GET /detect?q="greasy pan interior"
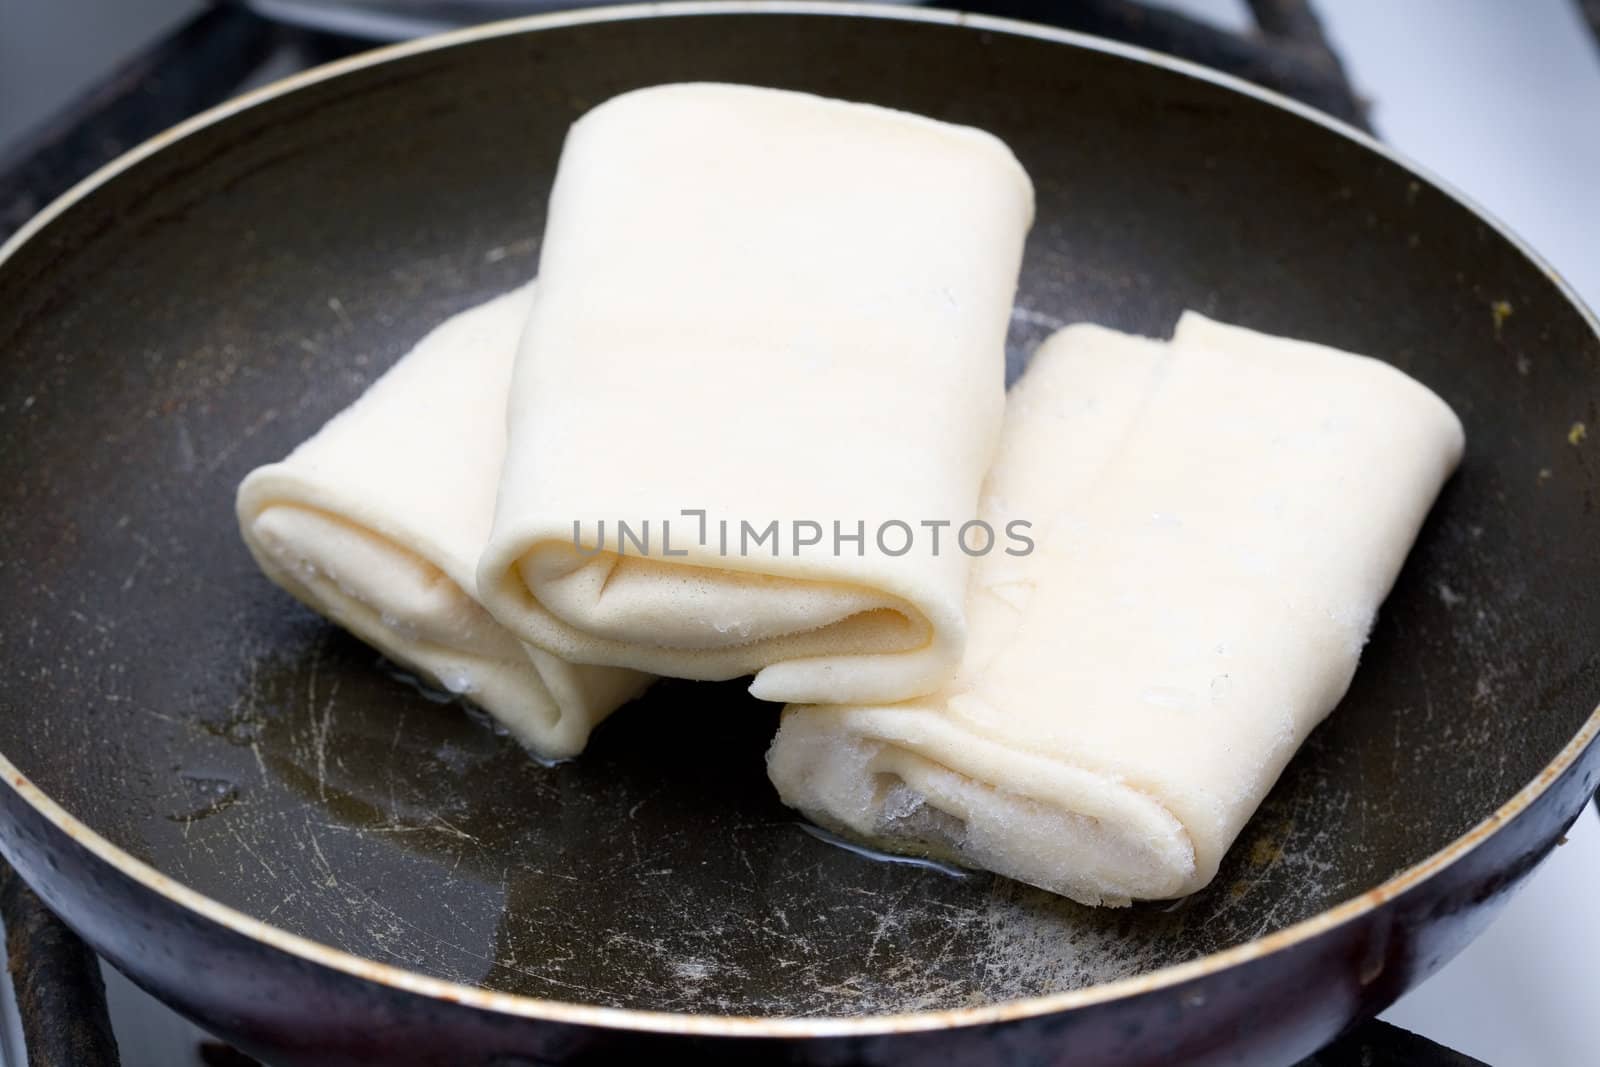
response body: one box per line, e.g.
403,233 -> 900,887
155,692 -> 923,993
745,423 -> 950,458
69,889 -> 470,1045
0,4 -> 1598,1019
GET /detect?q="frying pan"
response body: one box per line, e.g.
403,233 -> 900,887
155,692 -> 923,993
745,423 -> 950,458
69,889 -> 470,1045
1,4 -> 1597,1065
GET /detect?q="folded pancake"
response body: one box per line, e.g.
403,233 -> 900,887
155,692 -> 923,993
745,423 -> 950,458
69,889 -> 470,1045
237,286 -> 650,759
476,83 -> 1035,706
767,314 -> 1465,905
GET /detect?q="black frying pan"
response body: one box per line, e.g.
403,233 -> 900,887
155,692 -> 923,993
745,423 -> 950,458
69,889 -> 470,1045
1,6 -> 1597,1066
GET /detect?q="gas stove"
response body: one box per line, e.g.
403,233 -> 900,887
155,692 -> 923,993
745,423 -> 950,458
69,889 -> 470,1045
2,3 -> 1597,1065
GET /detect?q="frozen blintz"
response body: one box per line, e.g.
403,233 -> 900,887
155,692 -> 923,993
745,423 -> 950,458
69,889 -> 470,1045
767,315 -> 1465,905
237,286 -> 650,759
476,83 -> 1034,706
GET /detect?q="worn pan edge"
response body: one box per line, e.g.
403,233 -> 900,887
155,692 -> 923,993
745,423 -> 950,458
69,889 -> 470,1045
1,0 -> 1597,1039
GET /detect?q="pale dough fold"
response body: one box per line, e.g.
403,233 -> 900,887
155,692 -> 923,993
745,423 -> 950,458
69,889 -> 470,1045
476,83 -> 1035,706
237,286 -> 651,758
767,314 -> 1465,905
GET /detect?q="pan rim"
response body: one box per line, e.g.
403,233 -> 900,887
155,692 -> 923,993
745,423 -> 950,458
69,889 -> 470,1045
2,0 -> 1598,1038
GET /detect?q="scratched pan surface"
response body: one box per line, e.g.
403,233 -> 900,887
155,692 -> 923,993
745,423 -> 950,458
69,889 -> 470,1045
1,3 -> 1599,1026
